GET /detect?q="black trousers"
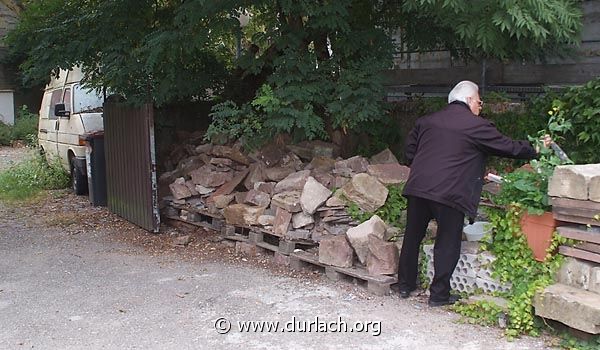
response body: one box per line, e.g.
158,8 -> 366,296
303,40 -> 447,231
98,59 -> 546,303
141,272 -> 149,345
398,196 -> 465,301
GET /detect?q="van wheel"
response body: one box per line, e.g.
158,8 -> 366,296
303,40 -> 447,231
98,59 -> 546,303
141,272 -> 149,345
70,159 -> 88,195
38,146 -> 46,161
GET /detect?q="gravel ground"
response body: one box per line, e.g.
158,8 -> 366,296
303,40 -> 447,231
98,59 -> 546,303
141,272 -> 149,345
0,146 -> 561,350
0,146 -> 33,171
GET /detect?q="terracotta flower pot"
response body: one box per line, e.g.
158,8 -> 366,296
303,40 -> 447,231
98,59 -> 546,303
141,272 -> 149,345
520,211 -> 557,262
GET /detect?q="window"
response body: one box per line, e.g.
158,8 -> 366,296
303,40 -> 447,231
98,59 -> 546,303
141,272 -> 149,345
63,88 -> 71,113
73,84 -> 103,113
49,89 -> 63,120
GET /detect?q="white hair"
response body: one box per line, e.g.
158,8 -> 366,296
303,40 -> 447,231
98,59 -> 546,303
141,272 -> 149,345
448,80 -> 479,104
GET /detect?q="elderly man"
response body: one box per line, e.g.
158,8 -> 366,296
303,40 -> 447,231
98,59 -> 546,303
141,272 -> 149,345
397,80 -> 539,306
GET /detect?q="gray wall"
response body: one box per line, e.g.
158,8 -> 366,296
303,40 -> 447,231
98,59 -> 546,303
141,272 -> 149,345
388,0 -> 600,92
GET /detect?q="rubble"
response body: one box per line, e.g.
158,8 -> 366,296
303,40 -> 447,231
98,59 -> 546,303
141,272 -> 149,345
161,139 -> 408,278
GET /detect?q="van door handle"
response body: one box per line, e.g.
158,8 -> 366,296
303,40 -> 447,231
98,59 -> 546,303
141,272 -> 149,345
55,120 -> 59,131
39,129 -> 48,133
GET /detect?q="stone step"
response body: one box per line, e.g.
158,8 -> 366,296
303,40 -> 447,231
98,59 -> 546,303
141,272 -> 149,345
533,283 -> 600,334
556,257 -> 600,294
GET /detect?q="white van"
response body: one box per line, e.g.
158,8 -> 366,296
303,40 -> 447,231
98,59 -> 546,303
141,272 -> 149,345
38,67 -> 104,194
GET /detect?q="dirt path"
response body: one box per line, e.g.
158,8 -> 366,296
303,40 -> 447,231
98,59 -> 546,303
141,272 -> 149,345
0,147 -> 560,350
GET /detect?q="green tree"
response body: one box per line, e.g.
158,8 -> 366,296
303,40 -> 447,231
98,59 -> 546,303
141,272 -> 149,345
4,0 -> 583,141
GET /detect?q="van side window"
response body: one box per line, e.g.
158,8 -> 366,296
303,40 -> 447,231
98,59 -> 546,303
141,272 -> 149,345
49,89 -> 62,120
63,88 -> 71,112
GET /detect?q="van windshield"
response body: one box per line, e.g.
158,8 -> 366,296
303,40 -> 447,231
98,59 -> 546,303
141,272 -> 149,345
73,84 -> 104,113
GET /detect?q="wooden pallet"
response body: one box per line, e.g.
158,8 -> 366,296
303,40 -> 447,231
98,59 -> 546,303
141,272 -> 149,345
289,250 -> 397,296
223,224 -> 316,255
559,246 -> 600,264
167,204 -> 225,231
551,197 -> 600,226
557,226 -> 600,244
165,215 -> 225,232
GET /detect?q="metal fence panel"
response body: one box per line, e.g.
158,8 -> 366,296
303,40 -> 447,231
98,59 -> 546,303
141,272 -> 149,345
103,102 -> 159,232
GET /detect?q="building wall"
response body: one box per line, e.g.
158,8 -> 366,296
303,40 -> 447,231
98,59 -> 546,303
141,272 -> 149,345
0,90 -> 14,125
388,0 -> 600,92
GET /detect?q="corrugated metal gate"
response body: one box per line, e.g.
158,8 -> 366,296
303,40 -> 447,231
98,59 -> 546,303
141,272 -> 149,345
103,102 -> 160,232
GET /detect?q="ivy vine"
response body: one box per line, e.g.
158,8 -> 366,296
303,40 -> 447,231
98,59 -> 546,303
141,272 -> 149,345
454,204 -> 567,338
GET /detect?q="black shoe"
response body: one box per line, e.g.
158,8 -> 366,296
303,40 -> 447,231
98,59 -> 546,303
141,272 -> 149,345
428,295 -> 461,307
390,283 -> 415,298
399,289 -> 413,298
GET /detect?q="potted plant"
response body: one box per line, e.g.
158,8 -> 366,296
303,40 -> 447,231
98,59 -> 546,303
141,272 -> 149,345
491,102 -> 575,261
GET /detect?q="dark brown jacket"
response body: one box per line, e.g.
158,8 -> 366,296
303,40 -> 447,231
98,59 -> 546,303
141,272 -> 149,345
403,101 -> 537,219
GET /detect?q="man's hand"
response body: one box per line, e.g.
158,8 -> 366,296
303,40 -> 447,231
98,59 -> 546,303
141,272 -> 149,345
542,134 -> 552,148
536,134 -> 553,153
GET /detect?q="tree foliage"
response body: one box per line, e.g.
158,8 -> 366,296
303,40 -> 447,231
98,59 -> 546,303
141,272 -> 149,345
4,0 -> 583,140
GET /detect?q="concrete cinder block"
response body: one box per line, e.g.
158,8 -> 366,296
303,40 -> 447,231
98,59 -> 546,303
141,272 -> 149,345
476,267 -> 494,280
450,274 -> 477,293
476,278 -> 511,294
478,251 -> 496,266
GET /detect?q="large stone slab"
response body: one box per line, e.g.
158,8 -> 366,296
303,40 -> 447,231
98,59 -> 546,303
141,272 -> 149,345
300,176 -> 332,215
194,184 -> 213,195
319,235 -> 354,268
549,164 -> 600,201
287,140 -> 338,160
326,194 -> 346,207
273,207 -> 293,236
369,148 -> 399,165
367,236 -> 399,275
271,191 -> 302,212
341,173 -> 388,212
292,212 -> 315,229
190,165 -> 233,187
176,155 -> 206,175
210,157 -> 233,167
346,215 -> 387,265
590,174 -> 600,203
243,163 -> 266,190
194,143 -> 213,155
207,168 -> 250,202
254,181 -> 276,195
169,177 -> 193,200
307,156 -> 336,172
255,143 -> 285,167
244,189 -> 271,207
367,164 -> 410,185
210,145 -> 250,165
335,156 -> 369,174
534,283 -> 600,334
285,229 -> 311,240
184,180 -> 200,196
258,215 -> 275,226
223,204 -> 265,226
274,170 -> 311,194
213,194 -> 234,209
311,172 -> 335,190
264,166 -> 296,182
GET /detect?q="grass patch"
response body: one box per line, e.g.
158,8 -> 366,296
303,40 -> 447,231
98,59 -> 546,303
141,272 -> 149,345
0,106 -> 39,147
0,154 -> 70,201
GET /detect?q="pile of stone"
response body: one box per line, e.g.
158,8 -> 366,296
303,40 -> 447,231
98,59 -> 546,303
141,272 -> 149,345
159,140 -> 410,275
